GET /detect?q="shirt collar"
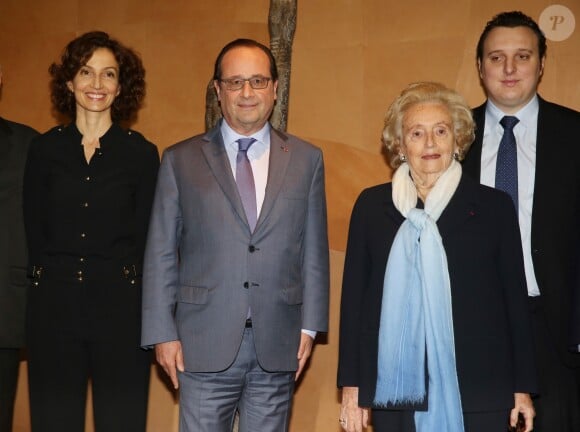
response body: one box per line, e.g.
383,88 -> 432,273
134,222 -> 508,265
68,122 -> 122,150
220,120 -> 270,153
485,95 -> 539,132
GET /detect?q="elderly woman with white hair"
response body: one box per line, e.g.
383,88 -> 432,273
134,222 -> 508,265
337,82 -> 537,432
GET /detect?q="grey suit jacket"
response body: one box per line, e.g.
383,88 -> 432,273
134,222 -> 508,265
0,117 -> 38,348
141,124 -> 329,372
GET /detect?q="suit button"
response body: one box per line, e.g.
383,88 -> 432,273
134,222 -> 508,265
243,282 -> 249,288
80,233 -> 86,238
249,245 -> 256,252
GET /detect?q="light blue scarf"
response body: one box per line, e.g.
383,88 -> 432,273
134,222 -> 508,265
374,160 -> 464,432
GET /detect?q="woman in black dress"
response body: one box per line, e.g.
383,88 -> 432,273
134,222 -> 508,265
23,31 -> 159,432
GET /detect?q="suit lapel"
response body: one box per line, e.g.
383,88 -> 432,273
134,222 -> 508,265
531,97 -> 554,230
0,117 -> 12,136
256,128 -> 291,231
437,176 -> 480,238
201,127 -> 251,230
463,103 -> 486,180
0,118 -> 14,159
383,189 -> 404,226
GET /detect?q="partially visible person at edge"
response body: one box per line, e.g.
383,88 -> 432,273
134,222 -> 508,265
23,31 -> 159,432
141,38 -> 329,432
0,64 -> 38,432
338,82 -> 537,432
463,10 -> 580,431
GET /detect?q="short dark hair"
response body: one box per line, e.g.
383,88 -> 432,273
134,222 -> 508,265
213,39 -> 278,81
476,11 -> 547,62
49,31 -> 146,122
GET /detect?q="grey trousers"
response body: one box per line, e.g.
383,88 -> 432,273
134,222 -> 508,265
178,327 -> 295,432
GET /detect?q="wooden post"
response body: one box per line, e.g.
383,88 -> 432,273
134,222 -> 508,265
204,0 -> 297,133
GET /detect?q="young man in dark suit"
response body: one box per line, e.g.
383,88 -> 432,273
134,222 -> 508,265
0,65 -> 38,432
463,11 -> 580,431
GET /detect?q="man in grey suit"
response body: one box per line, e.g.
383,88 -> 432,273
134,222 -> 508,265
142,39 -> 329,432
0,65 -> 38,432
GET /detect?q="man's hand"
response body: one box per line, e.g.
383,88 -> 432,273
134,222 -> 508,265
510,392 -> 535,432
295,332 -> 314,380
155,340 -> 184,389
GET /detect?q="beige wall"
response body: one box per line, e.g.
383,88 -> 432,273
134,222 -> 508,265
2,0 -> 579,430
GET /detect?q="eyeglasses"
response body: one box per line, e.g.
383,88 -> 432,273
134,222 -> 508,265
219,76 -> 272,91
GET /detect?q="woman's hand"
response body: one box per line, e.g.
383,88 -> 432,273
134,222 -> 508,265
510,392 -> 535,431
340,386 -> 369,432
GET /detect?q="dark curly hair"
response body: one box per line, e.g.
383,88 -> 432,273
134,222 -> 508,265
476,11 -> 547,63
49,31 -> 146,122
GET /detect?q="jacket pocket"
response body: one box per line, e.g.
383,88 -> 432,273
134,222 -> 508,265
178,284 -> 209,305
282,287 -> 303,305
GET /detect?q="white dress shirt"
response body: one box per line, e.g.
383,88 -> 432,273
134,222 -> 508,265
220,120 -> 316,339
221,120 -> 271,216
480,96 -> 540,296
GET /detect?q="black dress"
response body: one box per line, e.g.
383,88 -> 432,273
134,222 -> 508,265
23,123 -> 159,432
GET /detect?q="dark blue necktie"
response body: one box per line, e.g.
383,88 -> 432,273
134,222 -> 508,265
236,138 -> 257,231
495,116 -> 519,210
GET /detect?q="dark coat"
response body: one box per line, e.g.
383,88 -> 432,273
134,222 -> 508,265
337,174 -> 538,413
463,97 -> 580,363
0,117 -> 38,347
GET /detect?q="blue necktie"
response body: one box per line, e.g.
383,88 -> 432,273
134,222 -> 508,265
236,138 -> 257,231
495,116 -> 519,210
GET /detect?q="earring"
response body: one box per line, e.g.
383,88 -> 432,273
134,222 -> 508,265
453,152 -> 460,161
399,154 -> 406,163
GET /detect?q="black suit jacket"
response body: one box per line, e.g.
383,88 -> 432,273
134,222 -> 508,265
337,174 -> 538,412
0,117 -> 38,348
463,97 -> 580,365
